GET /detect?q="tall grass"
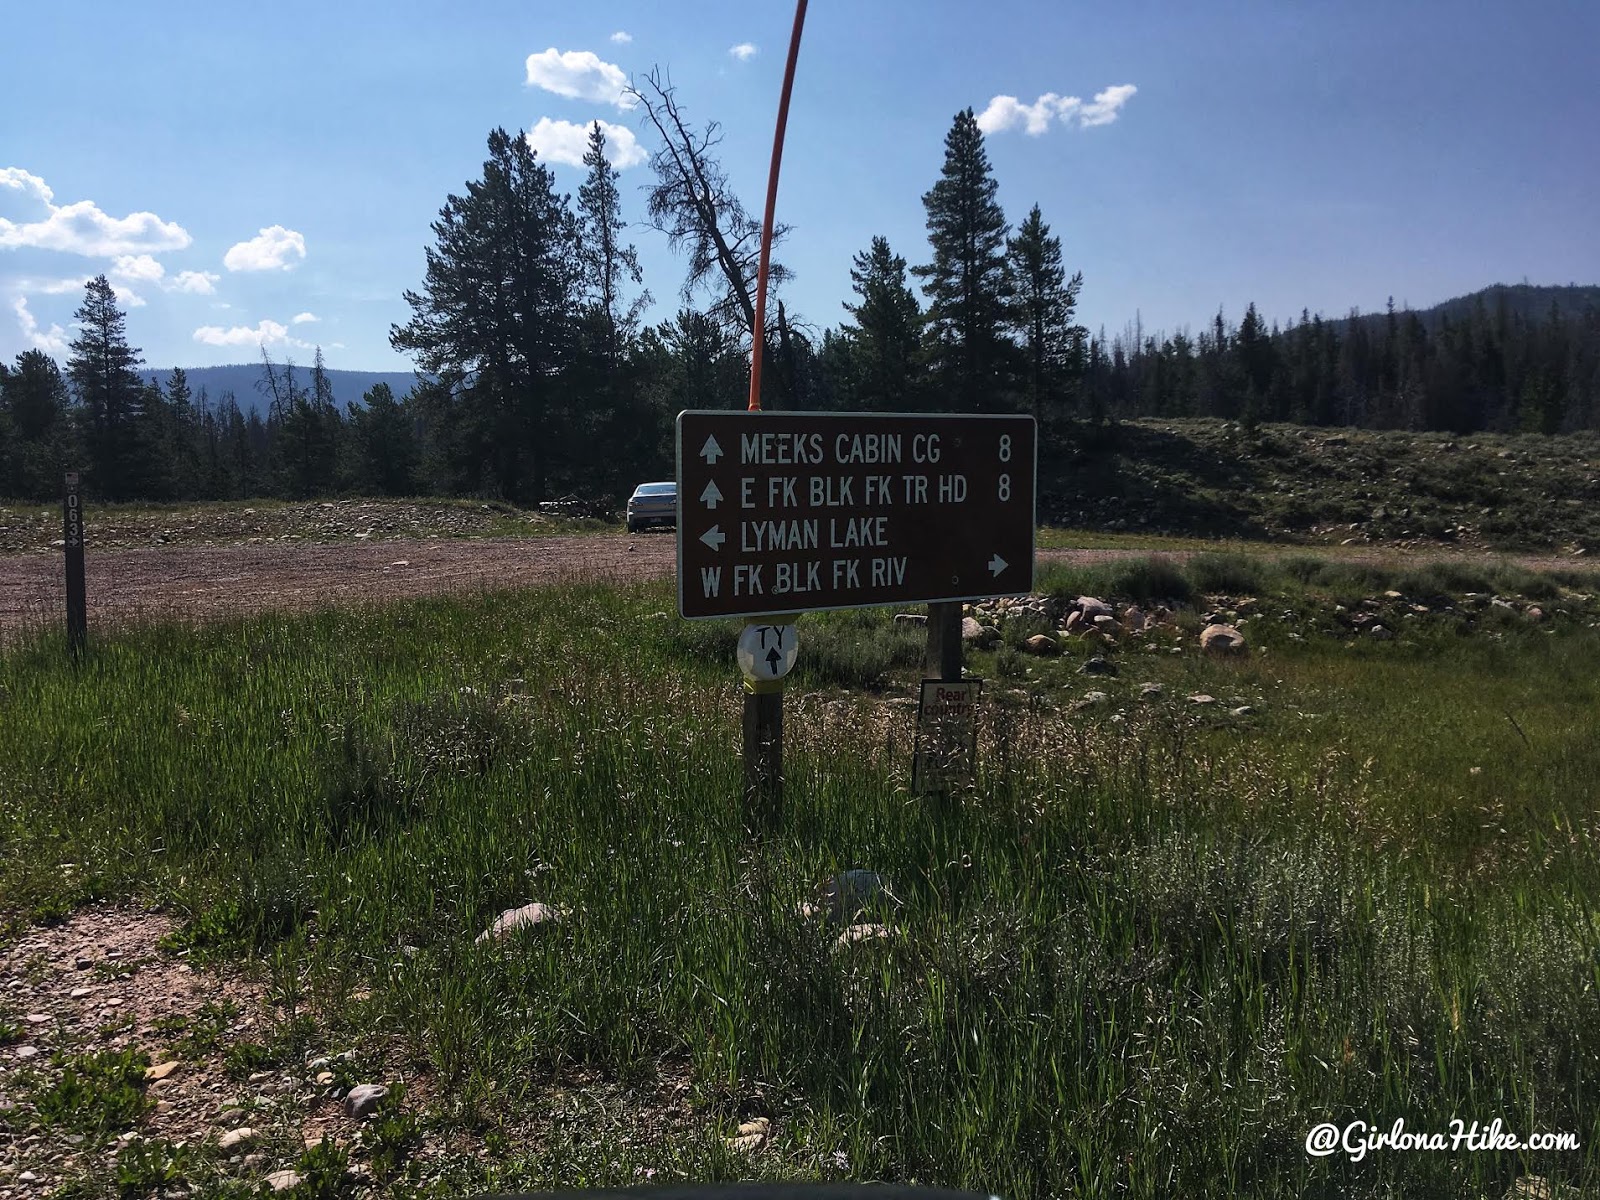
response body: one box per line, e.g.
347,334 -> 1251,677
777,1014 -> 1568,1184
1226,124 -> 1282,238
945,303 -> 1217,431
1,578 -> 1597,1197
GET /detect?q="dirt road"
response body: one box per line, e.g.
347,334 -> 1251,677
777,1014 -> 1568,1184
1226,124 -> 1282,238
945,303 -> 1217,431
3,529 -> 1593,638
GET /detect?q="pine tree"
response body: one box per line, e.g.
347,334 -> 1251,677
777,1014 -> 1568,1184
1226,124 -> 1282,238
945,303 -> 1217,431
839,236 -> 924,411
1005,204 -> 1085,423
0,350 -> 76,499
392,127 -> 584,501
578,122 -> 649,362
66,276 -> 149,499
913,108 -> 1014,412
350,382 -> 418,495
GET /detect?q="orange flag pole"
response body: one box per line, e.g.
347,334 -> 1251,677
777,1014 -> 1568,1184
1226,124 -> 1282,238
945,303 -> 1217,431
747,0 -> 808,412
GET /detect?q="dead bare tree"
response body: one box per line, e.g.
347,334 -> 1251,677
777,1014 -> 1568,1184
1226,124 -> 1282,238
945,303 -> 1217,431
628,66 -> 796,405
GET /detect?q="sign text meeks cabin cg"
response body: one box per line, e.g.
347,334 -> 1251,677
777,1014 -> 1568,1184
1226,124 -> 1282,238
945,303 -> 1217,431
675,411 -> 1038,621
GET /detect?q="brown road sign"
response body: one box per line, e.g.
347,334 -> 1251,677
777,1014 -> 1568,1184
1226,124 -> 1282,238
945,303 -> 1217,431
676,410 -> 1036,620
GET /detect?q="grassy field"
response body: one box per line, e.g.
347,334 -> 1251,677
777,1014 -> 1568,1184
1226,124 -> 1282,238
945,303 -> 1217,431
1,554 -> 1598,1198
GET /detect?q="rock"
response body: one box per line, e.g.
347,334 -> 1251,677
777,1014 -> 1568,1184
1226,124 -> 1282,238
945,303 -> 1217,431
344,1083 -> 389,1120
1370,625 -> 1395,640
1139,682 -> 1163,699
1092,615 -> 1120,635
894,613 -> 927,626
728,1132 -> 766,1153
14,1045 -> 39,1059
70,986 -> 94,999
1199,624 -> 1246,655
1023,633 -> 1059,655
25,1012 -> 51,1024
960,616 -> 985,641
389,559 -> 410,568
1188,694 -> 1218,706
1121,606 -> 1148,632
816,871 -> 899,926
18,1172 -> 39,1183
1229,706 -> 1256,717
145,1061 -> 179,1082
1062,609 -> 1083,634
1491,598 -> 1515,610
316,1071 -> 336,1086
1383,590 -> 1403,600
1527,606 -> 1545,621
737,1118 -> 771,1139
1506,1177 -> 1553,1200
834,923 -> 897,951
1078,656 -> 1117,677
267,1170 -> 302,1192
1076,596 -> 1113,621
218,1127 -> 257,1151
475,901 -> 566,945
1080,691 -> 1110,705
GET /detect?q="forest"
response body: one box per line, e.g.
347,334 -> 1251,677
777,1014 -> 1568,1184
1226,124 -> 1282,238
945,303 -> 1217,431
3,76 -> 1597,505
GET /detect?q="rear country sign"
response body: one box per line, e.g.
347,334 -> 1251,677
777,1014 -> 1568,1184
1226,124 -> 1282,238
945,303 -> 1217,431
676,411 -> 1036,619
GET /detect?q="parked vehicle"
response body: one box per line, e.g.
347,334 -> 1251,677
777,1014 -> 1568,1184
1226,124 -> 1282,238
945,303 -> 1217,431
626,481 -> 677,533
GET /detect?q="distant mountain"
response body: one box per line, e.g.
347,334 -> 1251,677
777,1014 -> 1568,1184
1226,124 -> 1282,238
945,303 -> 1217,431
139,364 -> 423,415
1346,283 -> 1600,332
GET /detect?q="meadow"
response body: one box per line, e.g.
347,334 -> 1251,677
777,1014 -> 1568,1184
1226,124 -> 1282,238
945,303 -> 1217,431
1,552 -> 1598,1199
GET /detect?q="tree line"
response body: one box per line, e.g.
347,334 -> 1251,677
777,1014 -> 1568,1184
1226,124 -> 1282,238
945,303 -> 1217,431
3,77 -> 1597,505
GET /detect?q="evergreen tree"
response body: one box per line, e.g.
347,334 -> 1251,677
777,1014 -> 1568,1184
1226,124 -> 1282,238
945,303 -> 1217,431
577,122 -> 649,363
391,126 -> 584,502
66,276 -> 150,499
0,350 -> 76,499
349,382 -> 418,495
913,108 -> 1014,412
1005,204 -> 1085,423
839,236 -> 924,411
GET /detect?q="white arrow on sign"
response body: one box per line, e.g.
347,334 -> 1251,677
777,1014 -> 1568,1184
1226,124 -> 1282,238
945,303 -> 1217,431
700,480 -> 723,509
699,435 -> 723,464
700,525 -> 726,551
988,554 -> 1008,577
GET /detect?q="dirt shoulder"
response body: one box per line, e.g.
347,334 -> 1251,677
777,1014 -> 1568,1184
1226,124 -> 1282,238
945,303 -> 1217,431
4,528 -> 1596,639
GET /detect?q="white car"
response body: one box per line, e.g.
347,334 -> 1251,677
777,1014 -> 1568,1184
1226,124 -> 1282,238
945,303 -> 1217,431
626,481 -> 677,533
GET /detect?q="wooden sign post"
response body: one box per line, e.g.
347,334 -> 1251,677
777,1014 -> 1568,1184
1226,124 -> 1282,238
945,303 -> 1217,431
676,411 -> 1036,834
63,471 -> 86,656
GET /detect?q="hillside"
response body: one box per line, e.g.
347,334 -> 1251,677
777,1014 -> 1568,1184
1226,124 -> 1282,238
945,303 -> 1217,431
139,364 -> 422,414
1041,417 -> 1600,553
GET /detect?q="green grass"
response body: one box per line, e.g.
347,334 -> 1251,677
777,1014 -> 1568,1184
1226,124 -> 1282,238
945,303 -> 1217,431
1,570 -> 1598,1197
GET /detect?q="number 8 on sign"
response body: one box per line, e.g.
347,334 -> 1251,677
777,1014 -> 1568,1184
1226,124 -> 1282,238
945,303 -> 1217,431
999,434 -> 1012,462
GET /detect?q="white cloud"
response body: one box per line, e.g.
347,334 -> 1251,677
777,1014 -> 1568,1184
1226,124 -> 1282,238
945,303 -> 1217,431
609,30 -> 631,44
192,318 -> 311,349
11,296 -> 68,355
113,285 -> 146,308
291,311 -> 319,324
0,178 -> 192,256
525,118 -> 648,170
169,269 -> 219,294
524,48 -> 635,110
223,225 -> 306,272
0,168 -> 54,206
976,83 -> 1137,135
729,43 -> 757,61
976,94 -> 1073,136
111,254 -> 165,285
1079,83 -> 1138,127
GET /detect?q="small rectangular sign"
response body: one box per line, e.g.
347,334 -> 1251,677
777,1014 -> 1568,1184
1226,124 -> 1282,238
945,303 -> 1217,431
912,677 -> 982,793
676,411 -> 1036,620
62,470 -> 86,652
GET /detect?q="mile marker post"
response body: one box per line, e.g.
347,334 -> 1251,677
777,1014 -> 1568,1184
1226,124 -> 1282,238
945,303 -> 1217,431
63,470 -> 86,658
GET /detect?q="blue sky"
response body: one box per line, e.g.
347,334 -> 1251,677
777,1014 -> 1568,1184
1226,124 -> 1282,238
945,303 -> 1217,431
3,1 -> 1597,374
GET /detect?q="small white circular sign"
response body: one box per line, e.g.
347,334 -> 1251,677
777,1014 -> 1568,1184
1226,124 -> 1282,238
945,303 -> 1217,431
737,623 -> 798,682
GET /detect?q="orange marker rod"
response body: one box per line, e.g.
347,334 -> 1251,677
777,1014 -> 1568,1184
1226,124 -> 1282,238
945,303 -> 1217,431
748,0 -> 808,412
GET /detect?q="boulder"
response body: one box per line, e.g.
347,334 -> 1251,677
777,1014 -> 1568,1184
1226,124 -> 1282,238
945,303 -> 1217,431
219,1127 -> 258,1152
1063,610 -> 1083,633
1080,691 -> 1110,706
833,923 -> 898,951
960,617 -> 988,643
475,902 -> 566,945
1121,606 -> 1148,633
1369,625 -> 1395,640
1138,682 -> 1163,699
816,870 -> 900,926
344,1083 -> 390,1120
1023,633 -> 1060,655
1199,624 -> 1247,655
1078,656 -> 1117,677
267,1171 -> 302,1193
1076,596 -> 1114,621
1188,693 -> 1218,705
